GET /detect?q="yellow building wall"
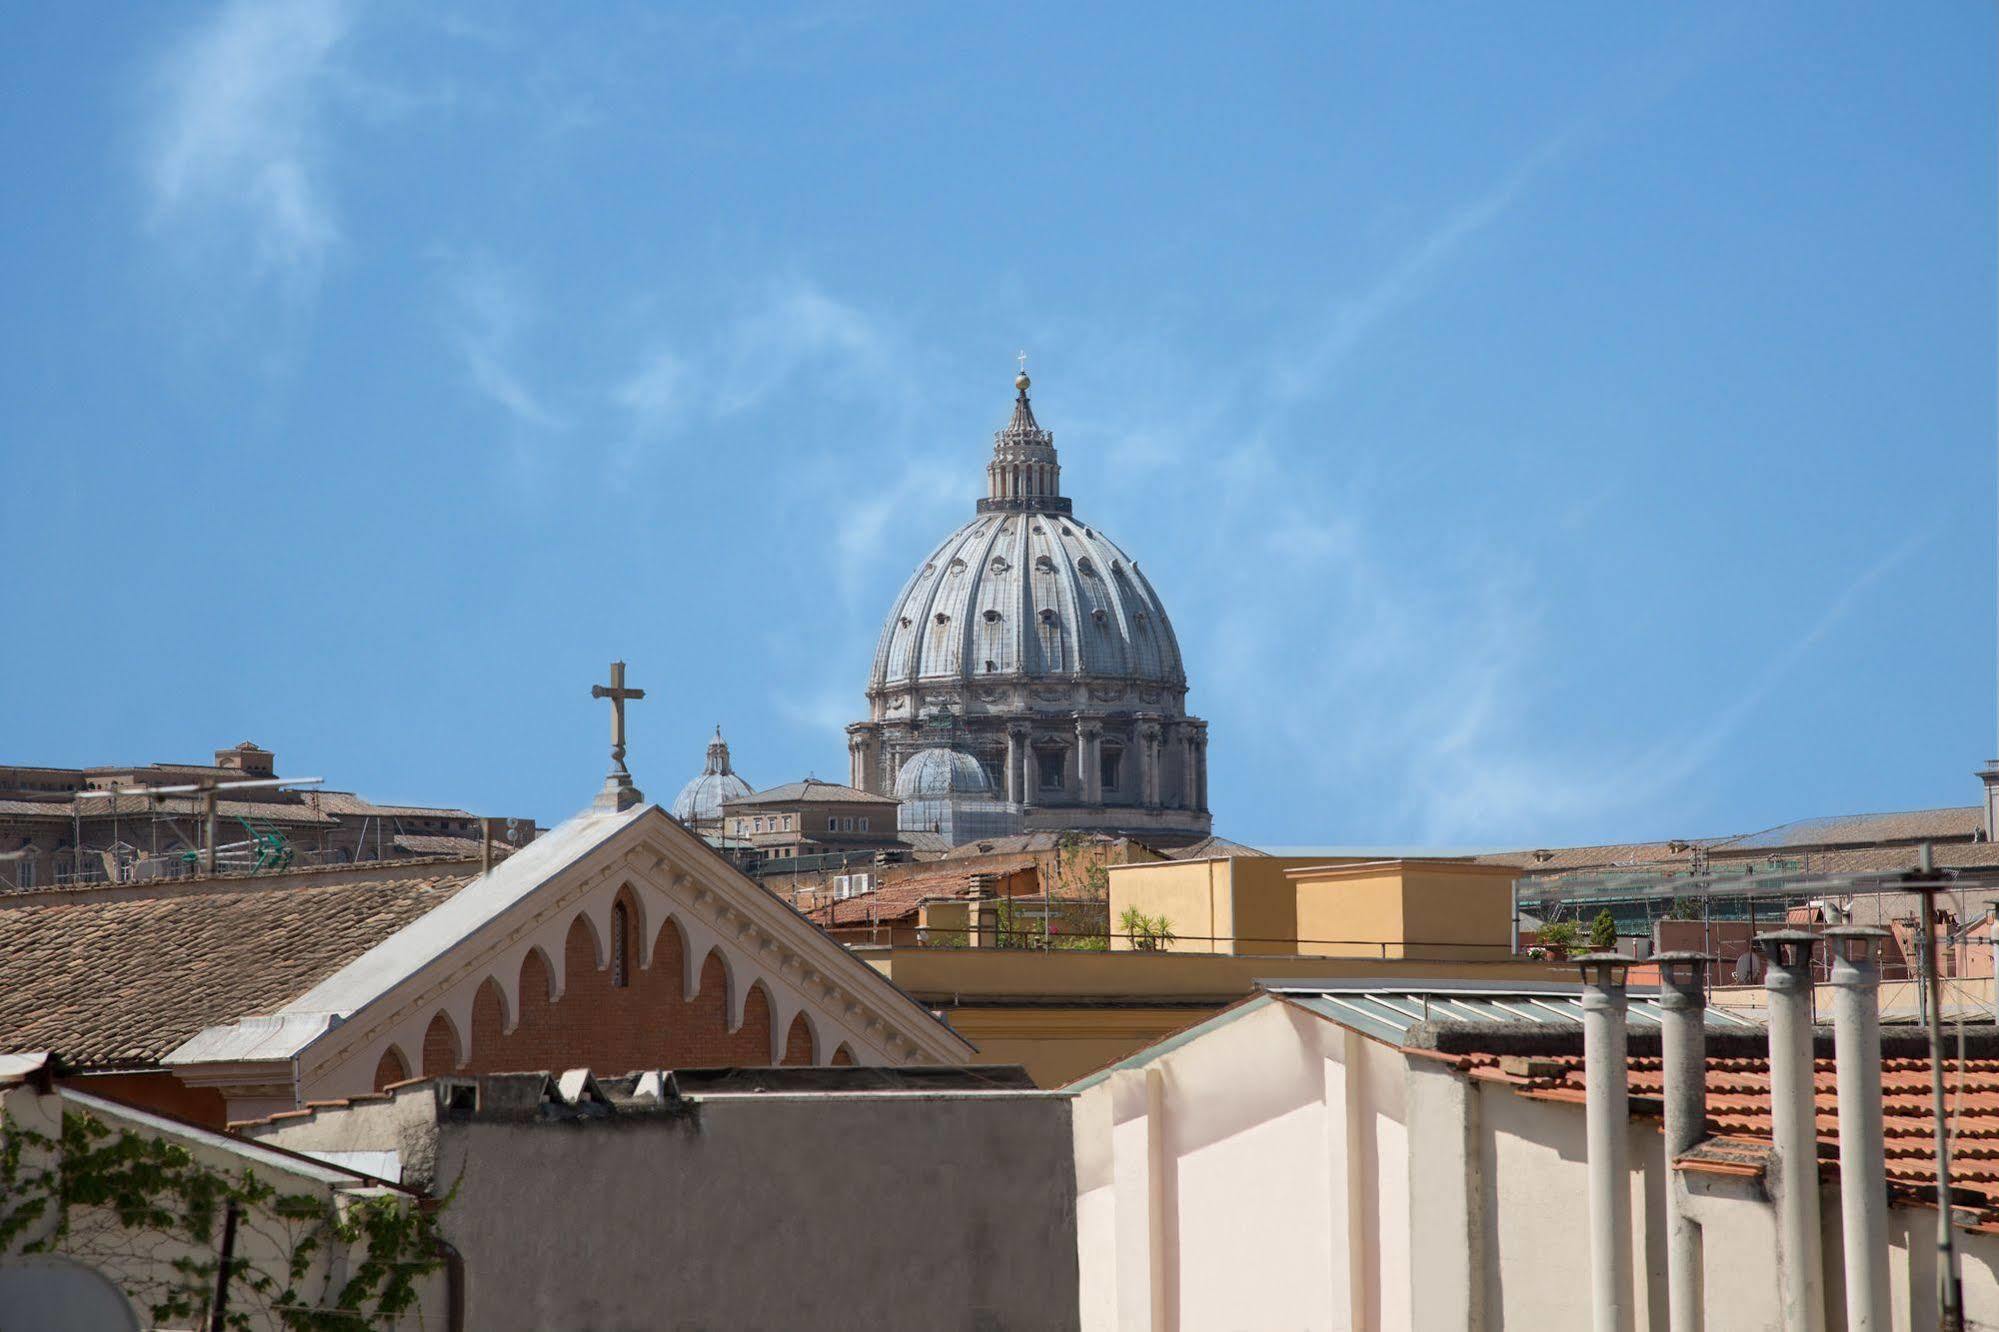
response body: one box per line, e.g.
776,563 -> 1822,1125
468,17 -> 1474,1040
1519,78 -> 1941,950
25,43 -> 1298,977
1223,858 -> 1302,956
1107,858 -> 1233,953
859,945 -> 1572,1086
1291,861 -> 1518,960
1107,856 -> 1339,954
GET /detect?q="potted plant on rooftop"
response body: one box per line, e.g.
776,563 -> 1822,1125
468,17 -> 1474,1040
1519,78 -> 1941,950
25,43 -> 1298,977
1535,919 -> 1580,961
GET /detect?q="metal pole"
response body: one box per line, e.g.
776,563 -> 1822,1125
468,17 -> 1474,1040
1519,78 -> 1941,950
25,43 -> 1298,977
1757,929 -> 1825,1332
1578,953 -> 1634,1332
202,787 -> 218,876
1824,927 -> 1891,1332
1911,846 -> 1964,1329
208,1198 -> 241,1331
1655,952 -> 1711,1332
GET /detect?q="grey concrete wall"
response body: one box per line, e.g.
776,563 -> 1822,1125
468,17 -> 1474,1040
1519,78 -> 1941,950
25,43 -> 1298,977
435,1091 -> 1079,1331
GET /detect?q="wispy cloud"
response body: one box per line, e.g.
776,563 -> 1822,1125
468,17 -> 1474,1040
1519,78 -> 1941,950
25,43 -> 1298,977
1273,130 -> 1576,402
711,280 -> 901,417
147,0 -> 352,291
436,253 -> 565,430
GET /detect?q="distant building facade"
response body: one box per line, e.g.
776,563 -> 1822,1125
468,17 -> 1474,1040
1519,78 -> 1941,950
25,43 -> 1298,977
0,742 -> 535,890
717,778 -> 902,869
847,371 -> 1211,843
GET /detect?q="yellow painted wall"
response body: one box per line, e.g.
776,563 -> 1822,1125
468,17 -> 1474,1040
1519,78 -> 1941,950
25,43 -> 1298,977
1292,860 -> 1518,960
1107,858 -> 1229,953
859,944 -> 1571,1086
1107,856 -> 1337,954
1224,858 -> 1303,956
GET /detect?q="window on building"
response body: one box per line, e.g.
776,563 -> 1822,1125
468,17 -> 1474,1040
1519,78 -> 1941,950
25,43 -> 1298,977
835,874 -> 852,899
841,816 -> 854,832
1100,748 -> 1123,792
784,814 -> 795,832
610,901 -> 630,989
827,816 -> 838,832
858,816 -> 869,832
1037,748 -> 1066,791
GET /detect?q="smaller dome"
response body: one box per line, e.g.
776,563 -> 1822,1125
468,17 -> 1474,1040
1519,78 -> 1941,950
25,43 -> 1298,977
894,747 -> 993,800
671,726 -> 752,823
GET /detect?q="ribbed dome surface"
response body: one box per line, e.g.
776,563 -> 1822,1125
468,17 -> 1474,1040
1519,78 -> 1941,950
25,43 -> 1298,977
670,727 -> 752,823
869,511 -> 1185,691
894,747 -> 994,799
672,771 -> 752,823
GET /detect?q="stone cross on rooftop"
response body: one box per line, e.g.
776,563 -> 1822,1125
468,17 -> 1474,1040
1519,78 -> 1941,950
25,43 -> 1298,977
590,660 -> 646,811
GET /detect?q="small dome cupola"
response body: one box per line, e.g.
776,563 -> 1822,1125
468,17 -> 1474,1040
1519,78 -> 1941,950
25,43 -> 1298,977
980,357 -> 1070,516
671,725 -> 753,824
894,747 -> 994,800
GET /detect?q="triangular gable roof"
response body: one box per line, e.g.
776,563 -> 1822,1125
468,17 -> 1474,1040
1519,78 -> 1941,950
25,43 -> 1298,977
167,803 -> 975,1094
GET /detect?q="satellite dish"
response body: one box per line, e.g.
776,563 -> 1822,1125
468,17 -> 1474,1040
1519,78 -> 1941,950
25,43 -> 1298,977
0,1256 -> 140,1331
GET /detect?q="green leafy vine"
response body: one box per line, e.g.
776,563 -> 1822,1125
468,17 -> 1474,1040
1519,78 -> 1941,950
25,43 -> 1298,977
0,1108 -> 445,1330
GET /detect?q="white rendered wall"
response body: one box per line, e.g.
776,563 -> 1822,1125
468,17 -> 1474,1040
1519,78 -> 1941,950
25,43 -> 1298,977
1072,999 -> 1999,1331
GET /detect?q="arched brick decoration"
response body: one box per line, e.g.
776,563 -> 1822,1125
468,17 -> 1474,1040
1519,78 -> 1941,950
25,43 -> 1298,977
659,949 -> 732,1066
420,1012 -> 460,1076
466,977 -> 509,1065
780,1012 -> 815,1066
727,981 -> 776,1065
564,912 -> 600,980
372,1045 -> 409,1091
403,906 -> 833,1080
831,1043 -> 856,1067
520,946 -> 554,1005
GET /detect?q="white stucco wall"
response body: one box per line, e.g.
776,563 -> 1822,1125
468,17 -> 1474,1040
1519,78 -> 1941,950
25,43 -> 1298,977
1071,998 -> 1999,1332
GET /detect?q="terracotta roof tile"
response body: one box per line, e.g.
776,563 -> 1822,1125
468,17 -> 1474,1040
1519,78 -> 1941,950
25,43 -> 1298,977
797,860 -> 1038,928
1449,1047 -> 1999,1227
0,873 -> 468,1067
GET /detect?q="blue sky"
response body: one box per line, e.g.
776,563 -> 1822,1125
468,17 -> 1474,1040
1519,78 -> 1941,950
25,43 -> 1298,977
1,3 -> 1992,848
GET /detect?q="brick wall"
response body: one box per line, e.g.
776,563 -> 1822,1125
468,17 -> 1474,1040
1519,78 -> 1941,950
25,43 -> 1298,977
399,890 -> 830,1078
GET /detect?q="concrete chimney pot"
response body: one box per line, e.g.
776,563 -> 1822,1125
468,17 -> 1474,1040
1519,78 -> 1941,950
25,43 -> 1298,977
1576,953 -> 1635,1332
1652,951 -> 1713,1332
1754,929 -> 1826,1332
1823,926 -> 1892,1332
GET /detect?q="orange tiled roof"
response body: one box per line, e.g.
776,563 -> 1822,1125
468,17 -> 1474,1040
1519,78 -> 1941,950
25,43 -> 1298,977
1440,1048 -> 1999,1229
797,859 -> 1037,928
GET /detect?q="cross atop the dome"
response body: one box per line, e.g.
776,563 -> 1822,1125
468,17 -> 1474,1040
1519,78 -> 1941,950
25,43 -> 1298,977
1016,349 -> 1028,374
590,660 -> 647,811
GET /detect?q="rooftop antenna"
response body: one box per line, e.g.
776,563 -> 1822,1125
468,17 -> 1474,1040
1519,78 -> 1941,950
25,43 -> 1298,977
75,775 -> 324,876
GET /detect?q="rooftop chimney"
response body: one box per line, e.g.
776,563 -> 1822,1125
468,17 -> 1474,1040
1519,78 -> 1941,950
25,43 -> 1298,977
1755,929 -> 1825,1332
1980,761 -> 1999,842
214,741 -> 275,777
1654,951 -> 1712,1332
1577,952 -> 1635,1332
1824,926 -> 1891,1332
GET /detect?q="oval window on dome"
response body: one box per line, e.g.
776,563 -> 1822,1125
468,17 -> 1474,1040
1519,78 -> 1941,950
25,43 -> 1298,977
1038,608 -> 1058,624
989,556 -> 1012,574
982,609 -> 1002,623
934,612 -> 950,625
1091,608 -> 1108,624
947,558 -> 967,574
1077,557 -> 1096,576
1034,555 -> 1055,573
899,616 -> 913,629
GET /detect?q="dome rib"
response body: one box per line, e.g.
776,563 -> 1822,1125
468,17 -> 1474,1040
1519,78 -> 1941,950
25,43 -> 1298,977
868,509 -> 1184,694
